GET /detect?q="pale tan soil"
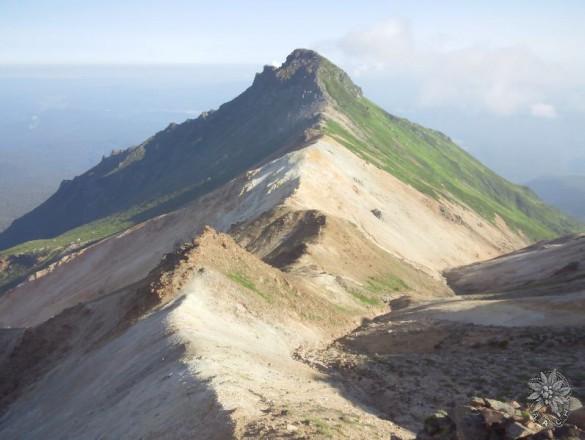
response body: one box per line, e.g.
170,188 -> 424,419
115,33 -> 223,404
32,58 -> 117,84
0,136 -> 540,439
3,226 -> 577,439
0,138 -> 526,329
231,207 -> 452,311
0,296 -> 234,439
286,139 -> 526,278
172,271 -> 410,439
0,146 -> 301,327
445,233 -> 585,296
401,292 -> 585,327
294,234 -> 585,437
0,229 -> 414,439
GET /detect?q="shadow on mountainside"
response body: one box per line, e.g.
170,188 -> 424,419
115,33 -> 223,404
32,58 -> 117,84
0,289 -> 235,439
296,308 -> 585,433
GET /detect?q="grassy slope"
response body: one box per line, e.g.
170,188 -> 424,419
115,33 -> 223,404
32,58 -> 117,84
318,60 -> 581,241
0,216 -> 128,293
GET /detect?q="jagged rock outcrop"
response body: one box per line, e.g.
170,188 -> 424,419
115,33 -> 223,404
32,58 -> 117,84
417,398 -> 585,440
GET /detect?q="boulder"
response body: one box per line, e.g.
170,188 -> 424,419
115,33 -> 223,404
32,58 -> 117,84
418,397 -> 585,440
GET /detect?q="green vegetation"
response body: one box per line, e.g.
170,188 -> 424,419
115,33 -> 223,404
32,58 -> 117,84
0,202 -> 154,292
0,261 -> 32,291
0,246 -> 62,294
318,59 -> 582,240
366,274 -> 409,293
348,273 -> 408,306
348,289 -> 380,306
227,271 -> 272,302
0,175 -> 214,259
0,215 -> 131,257
303,417 -> 334,438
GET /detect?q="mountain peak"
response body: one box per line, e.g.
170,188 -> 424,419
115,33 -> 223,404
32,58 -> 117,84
282,48 -> 325,70
0,47 -> 576,255
253,48 -> 324,86
253,48 -> 362,100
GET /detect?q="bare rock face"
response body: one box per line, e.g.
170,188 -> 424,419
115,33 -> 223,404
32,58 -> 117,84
417,397 -> 585,440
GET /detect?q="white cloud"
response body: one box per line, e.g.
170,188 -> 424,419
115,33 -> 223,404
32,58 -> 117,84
415,46 -> 553,115
338,19 -> 414,63
530,103 -> 558,118
332,19 -> 582,117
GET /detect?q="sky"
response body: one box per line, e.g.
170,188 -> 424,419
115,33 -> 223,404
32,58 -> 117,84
0,1 -> 583,65
1,0 -> 584,181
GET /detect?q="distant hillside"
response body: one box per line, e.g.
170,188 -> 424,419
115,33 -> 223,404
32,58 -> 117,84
528,175 -> 585,221
0,159 -> 62,234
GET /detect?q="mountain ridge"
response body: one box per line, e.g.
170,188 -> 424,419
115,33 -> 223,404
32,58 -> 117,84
2,135 -> 584,439
0,49 -> 335,250
0,49 -> 580,267
2,49 -> 585,440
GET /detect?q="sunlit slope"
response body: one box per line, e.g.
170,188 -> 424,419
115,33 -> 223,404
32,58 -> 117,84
317,58 -> 580,240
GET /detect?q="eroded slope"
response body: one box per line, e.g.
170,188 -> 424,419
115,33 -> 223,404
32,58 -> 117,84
0,228 -> 416,439
0,138 -> 527,328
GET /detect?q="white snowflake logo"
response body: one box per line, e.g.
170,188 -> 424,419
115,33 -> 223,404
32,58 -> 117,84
527,369 -> 571,427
